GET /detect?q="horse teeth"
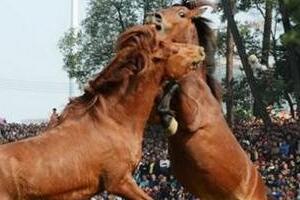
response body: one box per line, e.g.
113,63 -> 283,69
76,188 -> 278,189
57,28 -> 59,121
193,65 -> 197,70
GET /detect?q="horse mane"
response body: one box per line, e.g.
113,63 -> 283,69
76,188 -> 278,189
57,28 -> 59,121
192,17 -> 216,74
193,16 -> 222,102
55,25 -> 159,126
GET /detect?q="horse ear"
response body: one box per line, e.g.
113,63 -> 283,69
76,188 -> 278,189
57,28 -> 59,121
189,7 -> 208,18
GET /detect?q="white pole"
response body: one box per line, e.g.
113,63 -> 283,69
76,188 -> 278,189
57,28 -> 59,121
69,0 -> 79,97
71,0 -> 79,31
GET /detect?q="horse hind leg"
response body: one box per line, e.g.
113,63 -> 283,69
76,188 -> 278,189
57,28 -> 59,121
107,174 -> 153,200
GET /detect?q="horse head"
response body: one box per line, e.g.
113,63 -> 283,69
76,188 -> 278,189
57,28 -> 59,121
145,0 -> 215,44
145,0 -> 217,79
152,41 -> 206,79
115,25 -> 206,80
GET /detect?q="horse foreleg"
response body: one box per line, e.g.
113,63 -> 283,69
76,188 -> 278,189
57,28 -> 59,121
157,81 -> 180,135
107,174 -> 153,200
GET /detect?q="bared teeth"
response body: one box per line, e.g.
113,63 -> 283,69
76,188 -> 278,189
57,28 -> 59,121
190,61 -> 202,70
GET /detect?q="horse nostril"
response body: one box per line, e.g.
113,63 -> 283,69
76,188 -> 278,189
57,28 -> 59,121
155,13 -> 162,22
156,24 -> 162,31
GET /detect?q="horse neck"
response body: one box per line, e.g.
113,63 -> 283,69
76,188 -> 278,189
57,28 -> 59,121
97,62 -> 165,133
176,25 -> 199,45
173,25 -> 209,76
178,72 -> 222,131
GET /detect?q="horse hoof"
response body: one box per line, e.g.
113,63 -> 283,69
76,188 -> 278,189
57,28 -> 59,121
167,117 -> 178,136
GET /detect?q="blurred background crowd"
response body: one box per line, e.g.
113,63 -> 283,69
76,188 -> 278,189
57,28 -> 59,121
0,119 -> 299,200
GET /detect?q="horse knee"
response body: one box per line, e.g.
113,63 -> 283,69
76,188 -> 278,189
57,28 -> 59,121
106,175 -> 152,200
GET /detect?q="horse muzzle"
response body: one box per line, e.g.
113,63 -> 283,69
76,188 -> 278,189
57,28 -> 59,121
191,46 -> 206,70
144,12 -> 164,33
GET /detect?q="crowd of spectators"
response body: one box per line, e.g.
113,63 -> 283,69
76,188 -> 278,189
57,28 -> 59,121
0,122 -> 47,144
235,119 -> 300,200
0,119 -> 299,200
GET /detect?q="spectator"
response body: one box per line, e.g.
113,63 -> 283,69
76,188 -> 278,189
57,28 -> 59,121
48,108 -> 59,128
280,140 -> 290,157
158,154 -> 170,176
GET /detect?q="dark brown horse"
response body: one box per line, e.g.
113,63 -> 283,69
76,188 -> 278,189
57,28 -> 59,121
0,25 -> 205,200
159,70 -> 268,200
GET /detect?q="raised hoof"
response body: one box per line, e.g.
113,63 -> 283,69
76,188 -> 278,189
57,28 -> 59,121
162,115 -> 178,136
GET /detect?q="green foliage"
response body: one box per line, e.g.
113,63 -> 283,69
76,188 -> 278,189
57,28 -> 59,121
218,0 -> 295,120
225,78 -> 253,120
217,25 -> 261,56
239,25 -> 261,55
58,28 -> 83,79
224,68 -> 286,120
255,69 -> 286,107
282,0 -> 300,45
236,0 -> 276,11
236,0 -> 263,11
59,0 -> 173,86
285,0 -> 300,22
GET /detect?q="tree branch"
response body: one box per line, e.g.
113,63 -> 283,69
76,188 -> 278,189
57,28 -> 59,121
113,2 -> 126,31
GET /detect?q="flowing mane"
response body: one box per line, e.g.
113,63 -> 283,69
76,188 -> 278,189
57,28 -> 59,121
191,16 -> 222,100
56,25 -> 159,125
192,17 -> 216,74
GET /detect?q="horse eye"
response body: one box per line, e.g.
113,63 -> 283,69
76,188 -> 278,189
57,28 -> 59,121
179,12 -> 185,18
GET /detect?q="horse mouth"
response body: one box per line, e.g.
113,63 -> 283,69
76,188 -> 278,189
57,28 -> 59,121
155,24 -> 162,31
144,17 -> 163,32
148,21 -> 163,32
190,60 -> 202,70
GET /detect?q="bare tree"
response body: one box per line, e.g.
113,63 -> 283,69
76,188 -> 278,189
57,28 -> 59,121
225,0 -> 235,128
221,0 -> 272,127
261,0 -> 273,67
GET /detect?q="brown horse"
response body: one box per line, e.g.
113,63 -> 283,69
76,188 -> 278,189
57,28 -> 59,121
145,0 -> 221,125
148,1 -> 268,199
145,0 -> 218,83
158,69 -> 268,200
0,25 -> 205,200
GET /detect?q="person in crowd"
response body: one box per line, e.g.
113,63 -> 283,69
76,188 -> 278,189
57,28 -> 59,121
48,108 -> 59,128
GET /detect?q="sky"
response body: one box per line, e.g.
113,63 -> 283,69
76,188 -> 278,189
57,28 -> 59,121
0,0 -> 264,123
0,0 -> 87,122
